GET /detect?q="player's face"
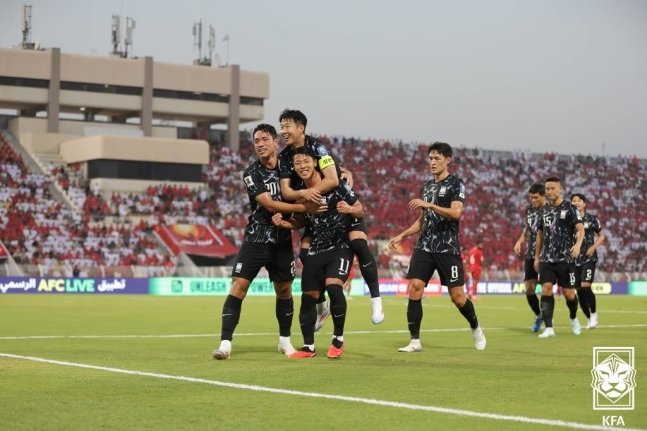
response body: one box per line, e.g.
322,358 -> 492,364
544,181 -> 562,204
428,150 -> 449,176
280,119 -> 305,146
253,130 -> 277,158
293,153 -> 316,180
571,196 -> 586,213
529,192 -> 545,208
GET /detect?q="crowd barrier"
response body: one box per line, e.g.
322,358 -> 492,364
1,277 -> 645,296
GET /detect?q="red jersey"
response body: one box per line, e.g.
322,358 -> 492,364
468,246 -> 483,271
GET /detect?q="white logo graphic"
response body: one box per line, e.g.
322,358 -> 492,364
235,263 -> 243,273
591,347 -> 636,410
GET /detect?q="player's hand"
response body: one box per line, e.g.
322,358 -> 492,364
271,213 -> 285,227
301,188 -> 322,203
340,167 -> 354,189
304,200 -> 327,215
387,235 -> 402,251
336,201 -> 354,214
513,241 -> 522,256
408,199 -> 428,211
585,246 -> 595,257
570,245 -> 581,258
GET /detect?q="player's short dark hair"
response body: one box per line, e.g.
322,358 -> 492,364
292,146 -> 317,161
528,183 -> 545,195
545,175 -> 562,184
571,193 -> 586,203
428,142 -> 453,158
279,109 -> 308,129
252,123 -> 277,139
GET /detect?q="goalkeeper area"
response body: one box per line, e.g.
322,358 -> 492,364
1,295 -> 645,431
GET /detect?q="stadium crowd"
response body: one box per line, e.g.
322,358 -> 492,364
1,129 -> 645,278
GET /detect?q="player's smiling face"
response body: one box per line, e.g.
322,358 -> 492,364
293,153 -> 316,180
280,119 -> 304,146
571,196 -> 585,212
253,130 -> 277,158
428,151 -> 449,176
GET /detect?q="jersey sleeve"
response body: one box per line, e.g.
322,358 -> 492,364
242,166 -> 267,200
570,205 -> 583,227
537,209 -> 544,231
450,178 -> 466,204
278,149 -> 293,180
313,141 -> 336,171
592,215 -> 602,233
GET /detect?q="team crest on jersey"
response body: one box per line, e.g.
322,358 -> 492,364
315,146 -> 329,156
560,210 -> 568,219
439,186 -> 447,197
235,263 -> 242,273
244,176 -> 254,187
584,222 -> 590,229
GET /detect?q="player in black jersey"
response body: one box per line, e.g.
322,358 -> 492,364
514,183 -> 547,332
277,109 -> 384,326
387,142 -> 486,352
212,124 -> 324,360
571,193 -> 605,329
274,147 -> 364,359
533,176 -> 584,338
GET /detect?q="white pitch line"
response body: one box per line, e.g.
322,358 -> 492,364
0,352 -> 642,431
1,323 -> 646,340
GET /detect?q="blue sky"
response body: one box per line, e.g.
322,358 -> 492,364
1,0 -> 646,157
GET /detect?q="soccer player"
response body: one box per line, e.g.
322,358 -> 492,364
387,142 -> 486,352
571,193 -> 605,329
212,124 -> 323,360
533,176 -> 584,338
274,147 -> 364,359
277,109 -> 384,326
466,239 -> 484,300
513,183 -> 547,332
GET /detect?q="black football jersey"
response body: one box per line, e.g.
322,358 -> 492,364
241,160 -> 291,244
537,200 -> 583,263
306,182 -> 358,255
524,204 -> 544,260
414,174 -> 465,255
278,135 -> 341,188
576,213 -> 602,265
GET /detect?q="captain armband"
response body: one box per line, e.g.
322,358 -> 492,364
318,155 -> 335,170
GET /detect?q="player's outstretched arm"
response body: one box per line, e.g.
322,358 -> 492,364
256,192 -> 322,214
336,200 -> 364,218
388,214 -> 423,251
271,213 -> 305,230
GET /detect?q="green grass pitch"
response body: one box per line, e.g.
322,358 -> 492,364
1,295 -> 645,430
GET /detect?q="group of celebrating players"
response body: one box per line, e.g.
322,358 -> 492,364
211,109 -> 604,360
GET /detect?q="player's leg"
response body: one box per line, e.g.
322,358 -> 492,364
574,265 -> 590,320
269,241 -> 297,355
289,254 -> 323,358
537,263 -> 556,338
524,259 -> 542,332
348,224 -> 384,324
213,243 -> 263,359
323,248 -> 354,358
301,233 -> 331,330
398,249 -> 432,352
581,263 -> 598,328
439,255 -> 485,350
213,277 -> 252,359
559,263 -> 581,335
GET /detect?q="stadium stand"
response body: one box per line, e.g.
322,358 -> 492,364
1,128 -> 645,280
